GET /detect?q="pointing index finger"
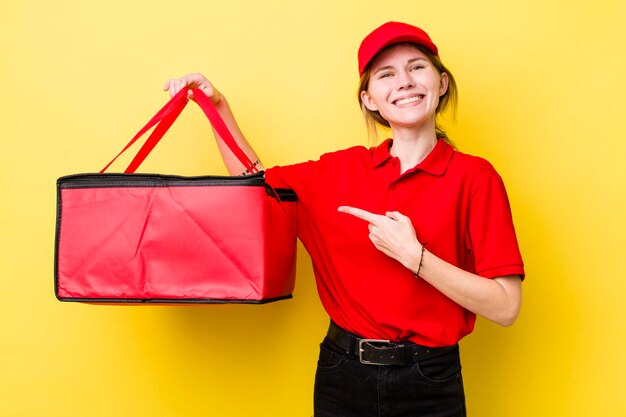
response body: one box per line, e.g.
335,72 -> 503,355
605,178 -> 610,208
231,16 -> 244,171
338,206 -> 383,224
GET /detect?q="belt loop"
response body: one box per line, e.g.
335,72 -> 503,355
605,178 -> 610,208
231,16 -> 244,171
329,320 -> 353,355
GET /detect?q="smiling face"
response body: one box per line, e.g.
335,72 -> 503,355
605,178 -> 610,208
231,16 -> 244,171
360,44 -> 449,133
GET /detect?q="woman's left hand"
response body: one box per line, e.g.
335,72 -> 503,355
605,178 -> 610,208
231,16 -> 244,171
338,206 -> 423,273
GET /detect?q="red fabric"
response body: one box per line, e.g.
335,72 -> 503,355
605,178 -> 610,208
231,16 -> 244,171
266,139 -> 524,346
57,183 -> 296,302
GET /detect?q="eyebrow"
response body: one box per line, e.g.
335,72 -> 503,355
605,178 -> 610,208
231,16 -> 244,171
373,57 -> 428,75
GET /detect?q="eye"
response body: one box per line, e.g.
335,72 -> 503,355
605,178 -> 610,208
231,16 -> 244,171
377,72 -> 393,79
410,64 -> 425,71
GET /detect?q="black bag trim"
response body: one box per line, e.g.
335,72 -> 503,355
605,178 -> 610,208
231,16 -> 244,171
265,186 -> 297,202
55,295 -> 293,304
57,171 -> 298,202
58,171 -> 266,189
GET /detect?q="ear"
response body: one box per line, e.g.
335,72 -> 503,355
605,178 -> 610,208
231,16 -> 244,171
439,72 -> 449,97
360,90 -> 379,112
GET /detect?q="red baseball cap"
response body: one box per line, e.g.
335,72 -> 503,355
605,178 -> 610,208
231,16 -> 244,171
358,21 -> 439,76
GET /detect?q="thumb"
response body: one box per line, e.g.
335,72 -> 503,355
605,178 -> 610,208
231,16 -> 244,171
386,211 -> 402,221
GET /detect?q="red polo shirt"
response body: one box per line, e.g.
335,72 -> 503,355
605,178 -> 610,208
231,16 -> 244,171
265,139 -> 524,347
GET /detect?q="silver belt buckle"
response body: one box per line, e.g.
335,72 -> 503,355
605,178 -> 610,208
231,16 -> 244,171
359,338 -> 392,365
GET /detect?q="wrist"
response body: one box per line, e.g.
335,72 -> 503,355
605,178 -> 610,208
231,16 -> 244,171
214,94 -> 228,109
412,244 -> 427,278
401,240 -> 422,272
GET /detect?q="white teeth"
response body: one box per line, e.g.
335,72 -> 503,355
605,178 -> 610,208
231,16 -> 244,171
395,96 -> 422,105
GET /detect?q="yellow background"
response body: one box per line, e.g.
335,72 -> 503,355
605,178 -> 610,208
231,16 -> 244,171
2,0 -> 625,416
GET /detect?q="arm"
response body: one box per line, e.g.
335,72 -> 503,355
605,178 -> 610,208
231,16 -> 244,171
163,73 -> 264,175
414,254 -> 521,327
338,207 -> 522,327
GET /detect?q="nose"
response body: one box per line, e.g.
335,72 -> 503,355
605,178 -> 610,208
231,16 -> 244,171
396,70 -> 414,90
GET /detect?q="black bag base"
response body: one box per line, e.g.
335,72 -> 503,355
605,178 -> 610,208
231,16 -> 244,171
55,294 -> 293,305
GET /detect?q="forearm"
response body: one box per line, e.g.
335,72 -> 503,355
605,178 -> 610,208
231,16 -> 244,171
415,250 -> 522,326
336,207 -> 522,327
211,98 -> 265,176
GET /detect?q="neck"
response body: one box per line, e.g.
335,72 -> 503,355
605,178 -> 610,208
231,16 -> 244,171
389,125 -> 438,173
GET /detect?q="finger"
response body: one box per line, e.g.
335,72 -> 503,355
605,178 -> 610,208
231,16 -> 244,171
177,79 -> 186,95
367,223 -> 386,241
338,206 -> 383,224
170,80 -> 179,97
369,233 -> 380,246
163,80 -> 171,91
184,73 -> 207,90
385,211 -> 399,220
369,235 -> 392,256
385,211 -> 408,222
198,84 -> 212,98
200,81 -> 216,100
188,73 -> 204,87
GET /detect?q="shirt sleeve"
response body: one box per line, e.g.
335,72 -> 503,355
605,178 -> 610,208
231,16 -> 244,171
467,172 -> 525,280
264,146 -> 368,202
265,160 -> 320,201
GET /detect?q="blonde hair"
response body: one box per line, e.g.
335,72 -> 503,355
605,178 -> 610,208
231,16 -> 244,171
357,43 -> 458,146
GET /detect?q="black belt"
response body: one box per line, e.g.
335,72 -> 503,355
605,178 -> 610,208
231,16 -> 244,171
326,321 -> 457,366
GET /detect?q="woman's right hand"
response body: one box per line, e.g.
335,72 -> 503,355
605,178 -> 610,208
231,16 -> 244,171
163,72 -> 263,175
163,73 -> 222,104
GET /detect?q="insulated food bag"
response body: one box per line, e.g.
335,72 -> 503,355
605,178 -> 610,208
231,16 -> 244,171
55,88 -> 297,304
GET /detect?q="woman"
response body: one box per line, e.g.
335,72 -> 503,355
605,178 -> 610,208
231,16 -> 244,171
165,21 -> 524,417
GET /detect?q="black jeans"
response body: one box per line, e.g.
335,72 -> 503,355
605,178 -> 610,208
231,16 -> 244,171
313,337 -> 466,417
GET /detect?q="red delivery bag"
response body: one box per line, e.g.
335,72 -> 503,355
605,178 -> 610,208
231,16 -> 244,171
55,88 -> 297,304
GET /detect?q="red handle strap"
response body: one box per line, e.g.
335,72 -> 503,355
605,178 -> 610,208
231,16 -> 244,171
101,87 -> 258,174
190,89 -> 258,174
